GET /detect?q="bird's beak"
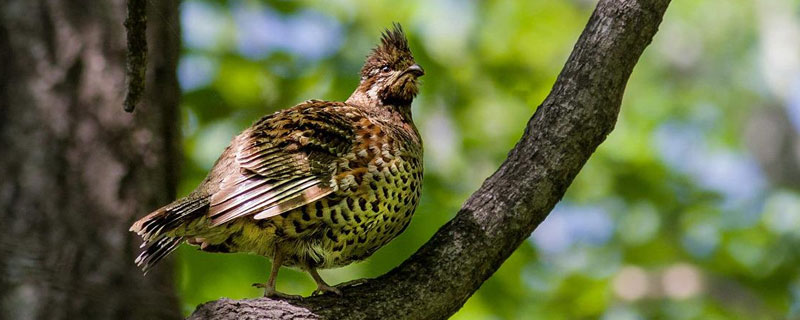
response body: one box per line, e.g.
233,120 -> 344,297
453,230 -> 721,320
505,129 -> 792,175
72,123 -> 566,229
405,64 -> 425,77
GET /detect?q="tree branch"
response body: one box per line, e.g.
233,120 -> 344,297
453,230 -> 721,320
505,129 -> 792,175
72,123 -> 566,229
124,0 -> 147,112
189,0 -> 671,318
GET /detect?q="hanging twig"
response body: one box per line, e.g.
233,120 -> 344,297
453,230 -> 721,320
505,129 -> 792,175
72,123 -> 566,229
124,0 -> 147,113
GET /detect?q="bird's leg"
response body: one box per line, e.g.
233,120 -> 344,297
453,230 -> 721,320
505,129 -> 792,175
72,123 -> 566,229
307,267 -> 342,296
252,250 -> 302,299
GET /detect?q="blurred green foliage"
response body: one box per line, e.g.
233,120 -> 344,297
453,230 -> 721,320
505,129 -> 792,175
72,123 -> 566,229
172,0 -> 800,318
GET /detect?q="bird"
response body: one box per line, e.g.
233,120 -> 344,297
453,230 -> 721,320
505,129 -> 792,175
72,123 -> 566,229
130,23 -> 424,298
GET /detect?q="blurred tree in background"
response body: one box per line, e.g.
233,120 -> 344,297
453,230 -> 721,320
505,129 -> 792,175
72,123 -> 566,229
172,0 -> 800,318
0,0 -> 181,318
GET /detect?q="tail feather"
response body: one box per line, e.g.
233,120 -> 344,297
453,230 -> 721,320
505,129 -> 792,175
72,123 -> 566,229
130,195 -> 209,273
152,200 -> 209,235
135,236 -> 184,274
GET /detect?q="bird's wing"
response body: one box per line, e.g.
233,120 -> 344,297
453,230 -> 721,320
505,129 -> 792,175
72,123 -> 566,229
207,101 -> 359,226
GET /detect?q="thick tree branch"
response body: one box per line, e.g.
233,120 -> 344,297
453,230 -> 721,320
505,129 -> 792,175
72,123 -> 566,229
189,0 -> 671,319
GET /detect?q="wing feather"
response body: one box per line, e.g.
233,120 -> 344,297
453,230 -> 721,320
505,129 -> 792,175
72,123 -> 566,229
207,101 -> 359,226
253,185 -> 331,220
210,176 -> 321,226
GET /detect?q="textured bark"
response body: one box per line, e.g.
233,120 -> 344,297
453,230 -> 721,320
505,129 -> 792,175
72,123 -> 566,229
188,0 -> 671,319
0,0 -> 181,319
124,0 -> 147,113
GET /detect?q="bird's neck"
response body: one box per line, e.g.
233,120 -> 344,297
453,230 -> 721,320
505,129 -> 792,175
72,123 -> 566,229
346,90 -> 414,125
345,88 -> 373,109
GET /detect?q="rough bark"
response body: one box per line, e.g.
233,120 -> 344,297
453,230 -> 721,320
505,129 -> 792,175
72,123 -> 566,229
188,0 -> 671,319
124,0 -> 148,113
0,0 -> 181,319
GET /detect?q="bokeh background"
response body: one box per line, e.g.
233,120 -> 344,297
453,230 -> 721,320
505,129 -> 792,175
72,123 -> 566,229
171,0 -> 800,318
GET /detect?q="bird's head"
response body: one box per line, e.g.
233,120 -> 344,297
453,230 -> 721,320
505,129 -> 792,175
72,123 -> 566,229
348,24 -> 424,108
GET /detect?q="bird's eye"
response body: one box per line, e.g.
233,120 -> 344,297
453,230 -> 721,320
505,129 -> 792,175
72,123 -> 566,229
380,66 -> 391,73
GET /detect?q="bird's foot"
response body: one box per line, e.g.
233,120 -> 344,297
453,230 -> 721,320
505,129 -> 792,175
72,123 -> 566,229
252,283 -> 303,300
312,283 -> 342,296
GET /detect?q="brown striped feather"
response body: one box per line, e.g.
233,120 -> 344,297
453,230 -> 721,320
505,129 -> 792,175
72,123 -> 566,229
209,176 -> 327,226
252,184 -> 331,220
207,102 -> 359,226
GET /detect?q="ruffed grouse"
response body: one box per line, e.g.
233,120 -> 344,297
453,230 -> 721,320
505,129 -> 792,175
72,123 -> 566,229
130,24 -> 424,298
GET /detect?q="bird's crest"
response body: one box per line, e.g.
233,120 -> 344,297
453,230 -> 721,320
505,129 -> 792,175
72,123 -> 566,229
361,23 -> 414,77
377,23 -> 410,55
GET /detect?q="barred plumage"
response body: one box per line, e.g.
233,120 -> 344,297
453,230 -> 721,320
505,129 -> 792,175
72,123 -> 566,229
130,23 -> 424,297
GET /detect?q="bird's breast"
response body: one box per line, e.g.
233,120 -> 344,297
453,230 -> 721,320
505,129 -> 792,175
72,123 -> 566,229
316,144 -> 422,267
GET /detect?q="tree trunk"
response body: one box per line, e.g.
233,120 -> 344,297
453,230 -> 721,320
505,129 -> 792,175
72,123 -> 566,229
189,0 -> 672,319
0,1 -> 181,319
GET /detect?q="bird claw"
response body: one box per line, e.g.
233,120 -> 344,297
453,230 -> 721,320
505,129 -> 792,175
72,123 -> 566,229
312,284 -> 342,296
252,283 -> 303,300
252,282 -> 267,289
